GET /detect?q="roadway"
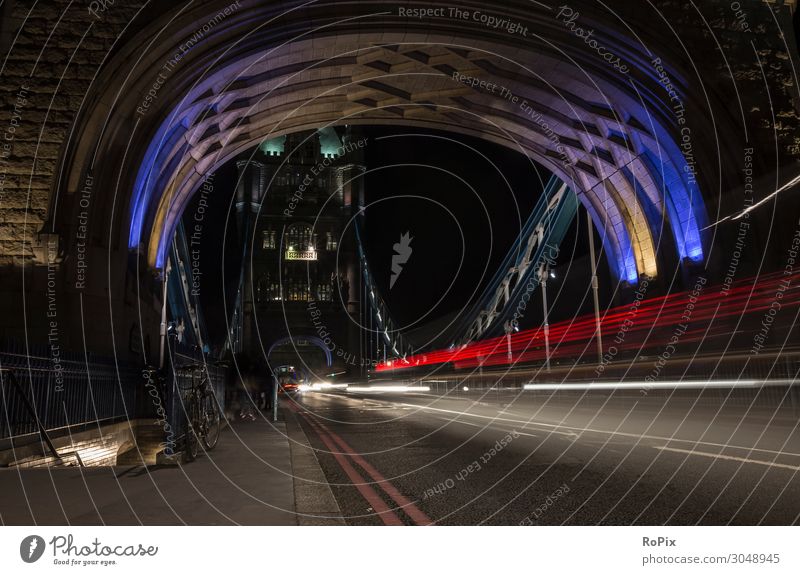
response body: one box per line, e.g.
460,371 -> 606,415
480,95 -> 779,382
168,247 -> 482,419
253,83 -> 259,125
288,386 -> 800,525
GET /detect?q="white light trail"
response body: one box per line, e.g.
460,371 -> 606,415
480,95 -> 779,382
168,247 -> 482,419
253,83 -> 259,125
347,385 -> 430,393
523,379 -> 793,391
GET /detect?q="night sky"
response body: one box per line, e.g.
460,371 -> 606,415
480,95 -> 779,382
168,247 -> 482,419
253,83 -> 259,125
359,126 -> 611,343
360,127 -> 546,328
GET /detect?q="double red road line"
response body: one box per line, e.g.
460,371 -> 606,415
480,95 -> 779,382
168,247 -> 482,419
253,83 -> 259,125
289,403 -> 432,526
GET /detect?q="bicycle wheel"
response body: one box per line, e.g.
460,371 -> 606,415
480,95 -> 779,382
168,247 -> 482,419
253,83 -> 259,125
183,395 -> 199,462
201,390 -> 221,450
183,426 -> 199,462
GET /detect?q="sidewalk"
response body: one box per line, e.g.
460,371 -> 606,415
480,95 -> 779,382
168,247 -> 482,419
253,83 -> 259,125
0,407 -> 343,525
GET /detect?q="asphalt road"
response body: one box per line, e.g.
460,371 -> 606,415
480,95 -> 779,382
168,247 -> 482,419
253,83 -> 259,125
289,387 -> 800,525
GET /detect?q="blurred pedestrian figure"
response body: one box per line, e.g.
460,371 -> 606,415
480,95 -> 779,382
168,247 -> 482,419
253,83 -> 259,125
258,364 -> 275,411
236,354 -> 258,421
175,318 -> 185,344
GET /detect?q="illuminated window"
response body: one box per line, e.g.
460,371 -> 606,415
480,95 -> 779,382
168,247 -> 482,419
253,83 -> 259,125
262,229 -> 276,249
285,223 -> 315,252
256,276 -> 265,303
316,282 -> 333,301
325,231 -> 338,251
270,280 -> 281,300
257,274 -> 282,302
286,278 -> 310,302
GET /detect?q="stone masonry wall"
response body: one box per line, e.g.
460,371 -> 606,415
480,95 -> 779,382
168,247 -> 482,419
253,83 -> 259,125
0,0 -> 145,266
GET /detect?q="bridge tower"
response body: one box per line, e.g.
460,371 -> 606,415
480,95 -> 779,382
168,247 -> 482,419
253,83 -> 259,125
233,127 -> 368,379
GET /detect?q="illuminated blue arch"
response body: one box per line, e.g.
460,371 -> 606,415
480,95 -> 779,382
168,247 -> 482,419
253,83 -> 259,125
125,53 -> 708,282
128,118 -> 189,255
640,145 -> 705,263
630,59 -> 706,264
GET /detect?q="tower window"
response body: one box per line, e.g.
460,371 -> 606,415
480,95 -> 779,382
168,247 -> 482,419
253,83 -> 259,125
262,229 -> 277,250
325,231 -> 338,251
317,282 -> 333,301
285,223 -> 315,252
286,278 -> 310,302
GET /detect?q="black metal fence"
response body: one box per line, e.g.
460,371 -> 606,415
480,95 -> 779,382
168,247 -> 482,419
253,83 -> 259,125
0,340 -> 142,441
1,338 -> 230,453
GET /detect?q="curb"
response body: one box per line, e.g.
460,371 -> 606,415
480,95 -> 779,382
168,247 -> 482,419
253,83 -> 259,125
283,406 -> 346,526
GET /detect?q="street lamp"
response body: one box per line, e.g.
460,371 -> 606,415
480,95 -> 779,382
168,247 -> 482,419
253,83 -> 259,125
537,262 -> 551,372
504,320 -> 513,363
586,209 -> 603,365
158,260 -> 172,369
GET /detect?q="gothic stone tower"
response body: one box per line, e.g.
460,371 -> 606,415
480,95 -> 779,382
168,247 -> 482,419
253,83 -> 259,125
235,127 -> 367,379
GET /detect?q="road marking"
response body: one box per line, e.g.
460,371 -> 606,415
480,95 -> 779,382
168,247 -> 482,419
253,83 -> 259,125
435,417 -> 484,429
435,416 -> 548,439
396,402 -> 800,459
313,419 -> 432,526
293,401 -> 432,526
305,418 -> 404,526
288,405 -> 403,525
654,446 -> 800,471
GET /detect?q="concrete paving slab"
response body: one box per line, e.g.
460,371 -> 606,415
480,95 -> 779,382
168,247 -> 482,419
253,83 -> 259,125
0,416 -> 298,525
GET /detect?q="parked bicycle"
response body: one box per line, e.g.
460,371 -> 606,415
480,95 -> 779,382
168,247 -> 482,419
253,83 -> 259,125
176,362 -> 222,462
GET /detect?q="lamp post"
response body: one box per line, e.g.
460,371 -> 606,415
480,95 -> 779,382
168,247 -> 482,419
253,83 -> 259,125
158,261 -> 171,369
503,320 -> 513,363
586,209 -> 603,364
537,262 -> 551,372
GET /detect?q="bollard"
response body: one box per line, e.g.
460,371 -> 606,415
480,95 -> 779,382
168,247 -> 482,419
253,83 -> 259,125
272,375 -> 279,422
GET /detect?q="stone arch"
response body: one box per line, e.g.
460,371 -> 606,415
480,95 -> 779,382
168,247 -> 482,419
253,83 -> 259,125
52,0 -> 725,289
268,335 -> 333,368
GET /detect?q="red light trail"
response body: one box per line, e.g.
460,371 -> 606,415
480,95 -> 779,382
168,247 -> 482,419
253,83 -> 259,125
376,272 -> 799,372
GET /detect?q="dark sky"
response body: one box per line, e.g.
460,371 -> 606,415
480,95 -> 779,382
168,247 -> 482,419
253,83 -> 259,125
360,126 -> 549,329
358,126 -> 616,343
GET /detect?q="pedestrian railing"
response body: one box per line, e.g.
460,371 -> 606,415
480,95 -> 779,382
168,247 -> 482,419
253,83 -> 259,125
0,337 -> 231,465
0,343 -> 142,443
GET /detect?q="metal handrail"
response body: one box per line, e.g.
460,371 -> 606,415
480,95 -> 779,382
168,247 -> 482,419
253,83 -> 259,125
1,368 -> 62,462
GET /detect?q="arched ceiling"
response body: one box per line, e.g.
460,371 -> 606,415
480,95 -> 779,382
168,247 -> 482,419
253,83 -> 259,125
64,0 -> 714,284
